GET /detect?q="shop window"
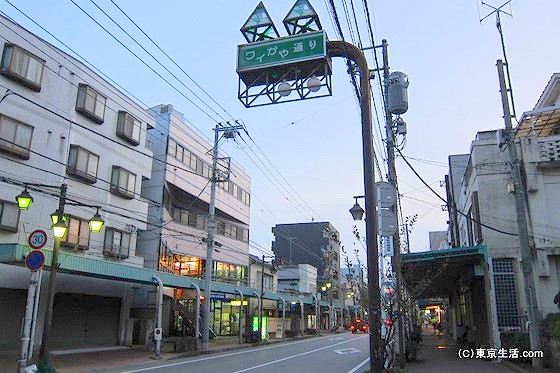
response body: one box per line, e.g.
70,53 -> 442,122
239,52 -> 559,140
76,83 -> 106,124
116,111 -> 141,145
67,145 -> 99,183
1,43 -> 45,91
0,115 -> 33,159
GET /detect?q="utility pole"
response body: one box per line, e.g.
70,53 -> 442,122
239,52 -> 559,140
201,122 -> 243,350
38,183 -> 66,369
381,39 -> 406,369
497,59 -> 542,372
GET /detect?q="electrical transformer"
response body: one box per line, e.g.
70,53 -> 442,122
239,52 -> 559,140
388,71 -> 409,115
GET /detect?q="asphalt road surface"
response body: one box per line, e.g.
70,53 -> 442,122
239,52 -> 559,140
117,333 -> 370,373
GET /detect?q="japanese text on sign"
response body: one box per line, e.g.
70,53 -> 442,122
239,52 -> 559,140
237,30 -> 326,72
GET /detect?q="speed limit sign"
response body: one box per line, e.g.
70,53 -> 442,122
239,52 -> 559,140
28,230 -> 48,250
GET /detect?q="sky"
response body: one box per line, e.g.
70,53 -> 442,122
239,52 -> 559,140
2,0 -> 559,268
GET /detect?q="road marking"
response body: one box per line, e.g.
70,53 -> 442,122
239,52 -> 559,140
334,348 -> 361,355
233,336 -> 367,373
119,334 -> 354,373
347,357 -> 370,373
329,337 -> 344,340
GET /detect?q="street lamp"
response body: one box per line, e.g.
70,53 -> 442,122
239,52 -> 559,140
14,183 -> 104,370
349,195 -> 365,221
15,188 -> 33,210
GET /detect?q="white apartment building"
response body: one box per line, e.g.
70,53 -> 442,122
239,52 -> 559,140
138,104 -> 251,337
0,15 -> 154,350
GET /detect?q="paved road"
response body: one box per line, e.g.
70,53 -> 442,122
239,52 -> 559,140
115,334 -> 370,373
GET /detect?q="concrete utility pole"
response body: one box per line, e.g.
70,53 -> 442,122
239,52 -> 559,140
381,39 -> 406,369
328,41 -> 383,373
496,59 -> 542,372
201,122 -> 243,350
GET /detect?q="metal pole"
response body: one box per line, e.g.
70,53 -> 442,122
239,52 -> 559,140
381,39 -> 406,369
28,269 -> 42,359
235,289 -> 244,345
202,124 -> 220,350
152,276 -> 163,358
259,255 -> 265,341
38,183 -> 66,368
299,299 -> 304,336
18,270 -> 40,372
328,40 -> 382,372
497,59 -> 542,371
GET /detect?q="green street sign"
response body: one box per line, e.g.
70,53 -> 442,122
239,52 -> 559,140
237,30 -> 326,72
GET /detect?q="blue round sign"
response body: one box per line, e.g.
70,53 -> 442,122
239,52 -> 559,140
25,250 -> 45,271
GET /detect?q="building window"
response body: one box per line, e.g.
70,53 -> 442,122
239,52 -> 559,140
67,145 -> 99,183
0,200 -> 19,232
1,43 -> 45,91
116,111 -> 141,145
263,272 -> 274,291
110,166 -> 136,199
75,83 -> 106,124
103,228 -> 130,259
61,216 -> 89,250
0,115 -> 33,159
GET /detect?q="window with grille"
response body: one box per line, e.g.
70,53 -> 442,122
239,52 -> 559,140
0,115 -> 33,159
103,228 -> 130,259
67,145 -> 99,183
110,166 -> 136,199
76,83 -> 106,124
493,258 -> 520,330
116,111 -> 141,145
0,200 -> 19,232
1,43 -> 45,91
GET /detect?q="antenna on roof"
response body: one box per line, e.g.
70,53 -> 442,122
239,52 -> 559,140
479,1 -> 517,120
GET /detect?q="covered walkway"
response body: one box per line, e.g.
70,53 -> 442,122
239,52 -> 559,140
406,327 -> 512,373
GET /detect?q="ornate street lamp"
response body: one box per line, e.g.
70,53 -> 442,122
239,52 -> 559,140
349,196 -> 365,221
15,189 -> 33,210
88,209 -> 105,233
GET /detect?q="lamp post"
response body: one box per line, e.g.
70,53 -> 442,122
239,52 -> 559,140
321,282 -> 332,330
15,183 -> 103,370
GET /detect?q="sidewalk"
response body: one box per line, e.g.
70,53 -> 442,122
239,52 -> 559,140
405,328 -> 514,373
0,332 -> 328,373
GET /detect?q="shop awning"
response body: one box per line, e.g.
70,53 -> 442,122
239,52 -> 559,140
401,245 -> 487,299
0,244 -> 318,305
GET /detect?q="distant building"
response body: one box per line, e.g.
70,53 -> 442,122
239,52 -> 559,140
276,264 -> 317,295
272,222 -> 341,300
429,231 -> 449,251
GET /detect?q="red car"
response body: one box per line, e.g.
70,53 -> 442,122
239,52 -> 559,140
349,319 -> 368,333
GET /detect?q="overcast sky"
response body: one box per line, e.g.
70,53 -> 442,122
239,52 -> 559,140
3,0 -> 558,268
